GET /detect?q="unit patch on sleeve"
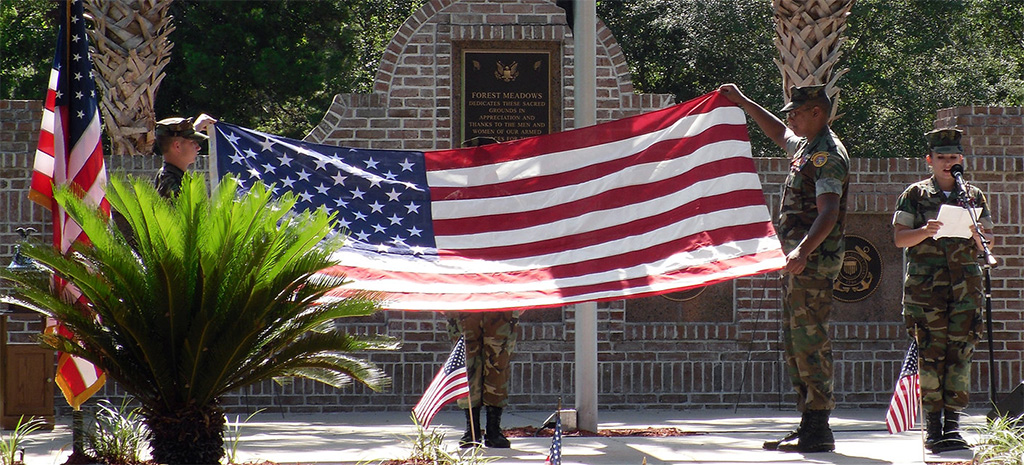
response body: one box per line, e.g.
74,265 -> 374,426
811,151 -> 829,167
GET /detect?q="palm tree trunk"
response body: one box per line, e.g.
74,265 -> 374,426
85,0 -> 175,156
145,402 -> 226,465
772,0 -> 856,121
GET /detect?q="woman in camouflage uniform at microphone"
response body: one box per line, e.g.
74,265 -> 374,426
892,128 -> 994,453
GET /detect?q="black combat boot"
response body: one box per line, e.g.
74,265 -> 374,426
778,410 -> 835,453
484,405 -> 510,448
459,406 -> 483,448
763,415 -> 803,451
940,410 -> 970,451
924,411 -> 944,453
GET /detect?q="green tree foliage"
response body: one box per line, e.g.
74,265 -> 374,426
598,0 -> 781,157
0,0 -> 57,100
348,0 -> 427,93
1,173 -> 397,464
838,0 -> 1024,158
156,1 -> 359,139
156,0 -> 425,139
601,0 -> 1024,158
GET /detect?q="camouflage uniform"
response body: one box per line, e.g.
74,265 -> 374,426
154,162 -> 185,198
778,127 -> 849,412
447,311 -> 519,408
893,178 -> 991,413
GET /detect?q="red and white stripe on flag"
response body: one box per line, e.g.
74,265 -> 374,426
885,342 -> 920,434
412,337 -> 469,428
30,0 -> 108,410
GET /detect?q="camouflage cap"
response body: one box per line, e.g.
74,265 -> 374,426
155,117 -> 208,141
780,84 -> 829,112
925,128 -> 963,154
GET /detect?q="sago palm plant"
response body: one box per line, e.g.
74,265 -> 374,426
1,173 -> 397,464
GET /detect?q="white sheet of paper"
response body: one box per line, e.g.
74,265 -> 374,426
934,204 -> 983,239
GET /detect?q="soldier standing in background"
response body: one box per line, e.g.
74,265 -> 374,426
718,83 -> 849,453
112,114 -> 215,246
152,114 -> 216,197
446,136 -> 519,449
892,128 -> 992,453
447,311 -> 519,448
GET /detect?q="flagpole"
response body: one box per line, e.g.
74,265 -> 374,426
207,123 -> 219,187
466,373 -> 477,445
572,0 -> 598,434
916,333 -> 925,462
62,1 -> 90,455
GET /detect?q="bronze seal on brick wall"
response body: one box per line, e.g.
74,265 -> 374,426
833,235 -> 882,303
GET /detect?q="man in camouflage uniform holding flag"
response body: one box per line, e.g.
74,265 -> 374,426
893,128 -> 992,453
720,83 -> 849,453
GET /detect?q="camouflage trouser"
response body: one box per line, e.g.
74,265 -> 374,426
782,272 -> 836,412
903,266 -> 982,413
446,311 -> 519,408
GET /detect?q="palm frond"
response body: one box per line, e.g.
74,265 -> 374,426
3,172 -> 396,415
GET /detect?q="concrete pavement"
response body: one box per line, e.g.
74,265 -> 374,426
19,408 -> 980,465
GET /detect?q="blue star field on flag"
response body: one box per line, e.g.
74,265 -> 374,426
214,122 -> 438,257
545,409 -> 562,465
56,0 -> 102,150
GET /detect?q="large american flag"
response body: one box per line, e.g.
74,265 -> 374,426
412,336 -> 469,428
211,91 -> 785,311
28,0 -> 107,409
886,340 -> 920,434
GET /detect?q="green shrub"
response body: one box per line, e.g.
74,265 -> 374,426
972,415 -> 1024,465
85,398 -> 149,465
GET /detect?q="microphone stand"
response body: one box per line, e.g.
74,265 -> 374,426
952,167 -> 999,404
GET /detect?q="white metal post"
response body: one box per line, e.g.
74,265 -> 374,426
573,0 -> 599,434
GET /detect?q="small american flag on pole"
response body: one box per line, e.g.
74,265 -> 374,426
412,337 -> 469,428
29,0 -> 108,410
211,91 -> 785,311
885,340 -> 920,434
544,408 -> 562,465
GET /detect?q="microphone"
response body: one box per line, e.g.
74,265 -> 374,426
951,163 -> 998,266
950,164 -> 969,193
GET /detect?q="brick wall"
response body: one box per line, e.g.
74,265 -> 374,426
2,0 -> 1022,415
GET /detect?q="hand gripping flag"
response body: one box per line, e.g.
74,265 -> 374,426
886,340 -> 920,434
412,337 -> 469,428
211,91 -> 785,311
29,0 -> 108,410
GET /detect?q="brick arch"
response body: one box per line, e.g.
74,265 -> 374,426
597,18 -> 637,99
306,0 -> 674,152
369,0 -> 454,98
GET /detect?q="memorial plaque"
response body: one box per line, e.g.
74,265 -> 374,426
833,235 -> 883,303
453,41 -> 561,145
834,213 -> 903,322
